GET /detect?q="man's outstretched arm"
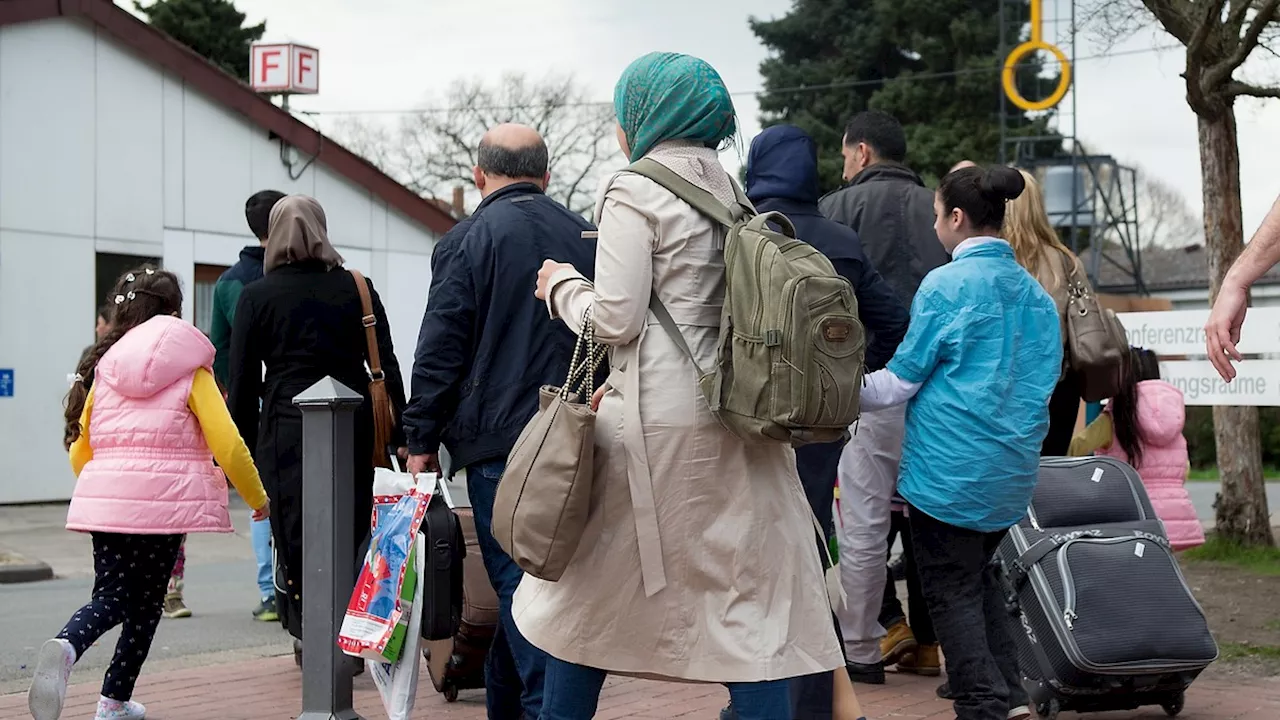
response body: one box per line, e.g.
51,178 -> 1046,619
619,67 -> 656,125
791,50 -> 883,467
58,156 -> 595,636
1206,194 -> 1280,381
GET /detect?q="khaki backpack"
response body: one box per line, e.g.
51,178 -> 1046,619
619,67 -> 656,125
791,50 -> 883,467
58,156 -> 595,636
628,159 -> 866,446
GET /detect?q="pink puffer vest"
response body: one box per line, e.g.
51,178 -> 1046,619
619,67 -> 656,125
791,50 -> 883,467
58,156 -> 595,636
66,316 -> 233,535
1100,380 -> 1205,551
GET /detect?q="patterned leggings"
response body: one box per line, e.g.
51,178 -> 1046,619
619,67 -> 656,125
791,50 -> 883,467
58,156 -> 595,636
57,533 -> 183,701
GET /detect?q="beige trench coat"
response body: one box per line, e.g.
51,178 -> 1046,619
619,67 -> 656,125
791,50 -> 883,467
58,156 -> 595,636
511,153 -> 843,683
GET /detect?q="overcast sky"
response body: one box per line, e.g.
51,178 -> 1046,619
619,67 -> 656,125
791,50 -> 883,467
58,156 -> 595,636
155,0 -> 1280,238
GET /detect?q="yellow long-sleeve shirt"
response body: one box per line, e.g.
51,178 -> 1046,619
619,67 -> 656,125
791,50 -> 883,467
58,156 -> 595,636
1068,413 -> 1114,457
70,367 -> 268,511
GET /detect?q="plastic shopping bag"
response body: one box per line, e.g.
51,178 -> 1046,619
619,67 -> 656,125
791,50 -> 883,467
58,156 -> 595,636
339,484 -> 431,663
368,531 -> 426,720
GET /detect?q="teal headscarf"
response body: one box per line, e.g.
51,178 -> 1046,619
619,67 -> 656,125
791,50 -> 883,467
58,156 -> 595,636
614,52 -> 737,163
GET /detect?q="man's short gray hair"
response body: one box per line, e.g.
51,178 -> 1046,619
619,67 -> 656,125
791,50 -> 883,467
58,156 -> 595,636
478,137 -> 549,179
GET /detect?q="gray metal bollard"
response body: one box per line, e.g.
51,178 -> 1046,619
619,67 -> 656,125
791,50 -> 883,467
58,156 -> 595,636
294,377 -> 366,720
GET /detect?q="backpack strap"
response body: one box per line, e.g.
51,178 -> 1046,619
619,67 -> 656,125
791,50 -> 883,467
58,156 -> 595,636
647,296 -> 706,376
627,158 -> 748,228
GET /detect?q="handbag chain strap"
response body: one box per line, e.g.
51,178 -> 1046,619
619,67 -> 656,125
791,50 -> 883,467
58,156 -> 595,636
560,306 -> 608,402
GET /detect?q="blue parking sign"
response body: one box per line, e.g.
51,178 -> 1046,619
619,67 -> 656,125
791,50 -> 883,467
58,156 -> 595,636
0,369 -> 11,397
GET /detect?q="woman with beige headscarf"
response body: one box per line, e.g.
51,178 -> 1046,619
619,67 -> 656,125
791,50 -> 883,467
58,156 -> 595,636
1003,169 -> 1087,455
228,195 -> 407,657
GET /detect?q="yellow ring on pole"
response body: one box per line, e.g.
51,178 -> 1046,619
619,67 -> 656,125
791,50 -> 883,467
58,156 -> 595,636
1002,41 -> 1072,112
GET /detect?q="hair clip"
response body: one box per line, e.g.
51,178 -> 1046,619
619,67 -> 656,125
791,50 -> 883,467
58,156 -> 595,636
145,268 -> 155,275
114,294 -> 125,304
127,291 -> 136,301
67,373 -> 84,386
125,273 -> 135,283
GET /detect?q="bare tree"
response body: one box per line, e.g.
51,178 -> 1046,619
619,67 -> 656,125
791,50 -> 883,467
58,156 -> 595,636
1136,172 -> 1203,249
337,74 -> 619,216
1083,0 -> 1278,546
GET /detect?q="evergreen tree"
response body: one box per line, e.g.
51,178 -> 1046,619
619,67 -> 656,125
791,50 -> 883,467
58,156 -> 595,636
135,0 -> 265,82
750,0 -> 1058,191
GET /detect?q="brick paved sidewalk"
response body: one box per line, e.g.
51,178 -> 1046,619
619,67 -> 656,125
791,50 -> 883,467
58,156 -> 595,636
0,655 -> 1277,719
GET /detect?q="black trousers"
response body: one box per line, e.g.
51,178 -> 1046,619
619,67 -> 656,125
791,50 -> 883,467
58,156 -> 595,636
878,510 -> 936,644
1042,372 -> 1081,456
57,533 -> 183,701
909,505 -> 1028,720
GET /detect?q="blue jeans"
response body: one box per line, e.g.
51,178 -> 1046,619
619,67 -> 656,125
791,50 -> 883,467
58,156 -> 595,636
468,460 -> 547,719
250,513 -> 274,600
542,658 -> 792,720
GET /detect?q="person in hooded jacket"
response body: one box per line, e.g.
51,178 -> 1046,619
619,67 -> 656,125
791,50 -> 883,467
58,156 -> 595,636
743,124 -> 909,718
1069,347 -> 1204,550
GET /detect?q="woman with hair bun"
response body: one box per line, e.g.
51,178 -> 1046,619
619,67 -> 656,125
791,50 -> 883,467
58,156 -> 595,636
854,165 -> 1063,720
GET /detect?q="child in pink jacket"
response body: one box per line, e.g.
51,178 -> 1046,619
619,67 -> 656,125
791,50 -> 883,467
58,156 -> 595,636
1070,347 -> 1205,550
28,266 -> 268,720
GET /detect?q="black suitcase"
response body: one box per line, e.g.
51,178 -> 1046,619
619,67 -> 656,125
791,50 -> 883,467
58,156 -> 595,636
997,457 -> 1218,720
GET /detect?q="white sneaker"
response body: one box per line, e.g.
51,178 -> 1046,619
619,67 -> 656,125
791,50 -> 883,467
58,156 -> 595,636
1008,706 -> 1033,720
94,697 -> 146,719
28,638 -> 76,720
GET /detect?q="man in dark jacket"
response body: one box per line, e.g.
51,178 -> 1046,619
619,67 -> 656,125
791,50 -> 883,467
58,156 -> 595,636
819,111 -> 949,685
210,189 -> 283,624
742,124 -> 909,718
403,124 -> 595,719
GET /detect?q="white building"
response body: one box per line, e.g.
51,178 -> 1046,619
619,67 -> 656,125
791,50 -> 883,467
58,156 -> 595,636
0,0 -> 457,504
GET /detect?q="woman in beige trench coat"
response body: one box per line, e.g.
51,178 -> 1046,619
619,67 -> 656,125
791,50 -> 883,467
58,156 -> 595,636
520,51 -> 844,719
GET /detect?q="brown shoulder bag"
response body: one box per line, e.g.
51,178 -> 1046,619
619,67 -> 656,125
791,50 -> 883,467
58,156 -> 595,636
350,270 -> 396,469
1060,254 -> 1128,402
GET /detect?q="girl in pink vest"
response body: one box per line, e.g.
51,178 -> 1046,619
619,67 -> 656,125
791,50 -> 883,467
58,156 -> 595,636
28,266 -> 268,720
1070,347 -> 1206,551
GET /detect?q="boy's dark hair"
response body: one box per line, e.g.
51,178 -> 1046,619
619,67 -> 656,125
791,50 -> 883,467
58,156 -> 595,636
843,110 -> 908,163
937,165 -> 1026,232
246,190 -> 286,240
65,265 -> 184,449
1111,347 -> 1162,467
477,137 -> 549,179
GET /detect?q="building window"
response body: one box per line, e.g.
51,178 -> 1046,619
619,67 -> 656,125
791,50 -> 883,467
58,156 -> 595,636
193,264 -> 229,336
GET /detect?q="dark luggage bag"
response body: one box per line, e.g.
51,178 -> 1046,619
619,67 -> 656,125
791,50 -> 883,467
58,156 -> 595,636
998,456 -> 1218,720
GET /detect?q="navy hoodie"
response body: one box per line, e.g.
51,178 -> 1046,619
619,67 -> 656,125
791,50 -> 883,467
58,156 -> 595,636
745,125 -> 908,371
746,125 -> 911,539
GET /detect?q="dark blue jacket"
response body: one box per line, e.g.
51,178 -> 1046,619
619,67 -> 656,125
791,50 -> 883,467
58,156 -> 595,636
745,125 -> 909,371
746,125 -> 911,540
402,183 -> 596,471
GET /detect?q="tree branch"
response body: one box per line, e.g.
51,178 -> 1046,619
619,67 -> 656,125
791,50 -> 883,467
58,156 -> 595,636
1140,0 -> 1202,46
1188,0 -> 1231,61
1224,79 -> 1280,96
1206,0 -> 1280,88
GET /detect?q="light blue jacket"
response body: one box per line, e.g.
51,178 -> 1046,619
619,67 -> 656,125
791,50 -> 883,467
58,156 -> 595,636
888,239 -> 1062,532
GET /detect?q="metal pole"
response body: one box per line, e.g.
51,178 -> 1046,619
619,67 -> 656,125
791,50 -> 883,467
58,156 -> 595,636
294,377 -> 366,720
998,0 -> 1008,165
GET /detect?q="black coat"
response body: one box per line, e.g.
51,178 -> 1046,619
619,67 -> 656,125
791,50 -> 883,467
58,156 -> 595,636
402,183 -> 596,471
819,162 -> 950,307
227,261 -> 407,638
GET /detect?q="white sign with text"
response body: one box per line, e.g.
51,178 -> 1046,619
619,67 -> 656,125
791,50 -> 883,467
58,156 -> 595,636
1160,360 -> 1280,406
1117,308 -> 1280,356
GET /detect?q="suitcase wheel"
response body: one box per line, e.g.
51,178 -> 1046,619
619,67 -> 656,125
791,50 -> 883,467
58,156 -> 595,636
444,683 -> 459,703
1036,698 -> 1060,720
1162,691 -> 1185,717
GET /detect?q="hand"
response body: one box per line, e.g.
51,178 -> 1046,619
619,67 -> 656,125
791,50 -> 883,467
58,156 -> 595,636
252,503 -> 270,522
1206,282 -> 1249,382
590,385 -> 606,412
395,446 -> 409,461
407,453 -> 440,477
535,259 -> 575,301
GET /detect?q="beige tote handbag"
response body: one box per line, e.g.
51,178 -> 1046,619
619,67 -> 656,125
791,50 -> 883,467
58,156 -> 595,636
1061,254 -> 1128,402
492,308 -> 607,582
